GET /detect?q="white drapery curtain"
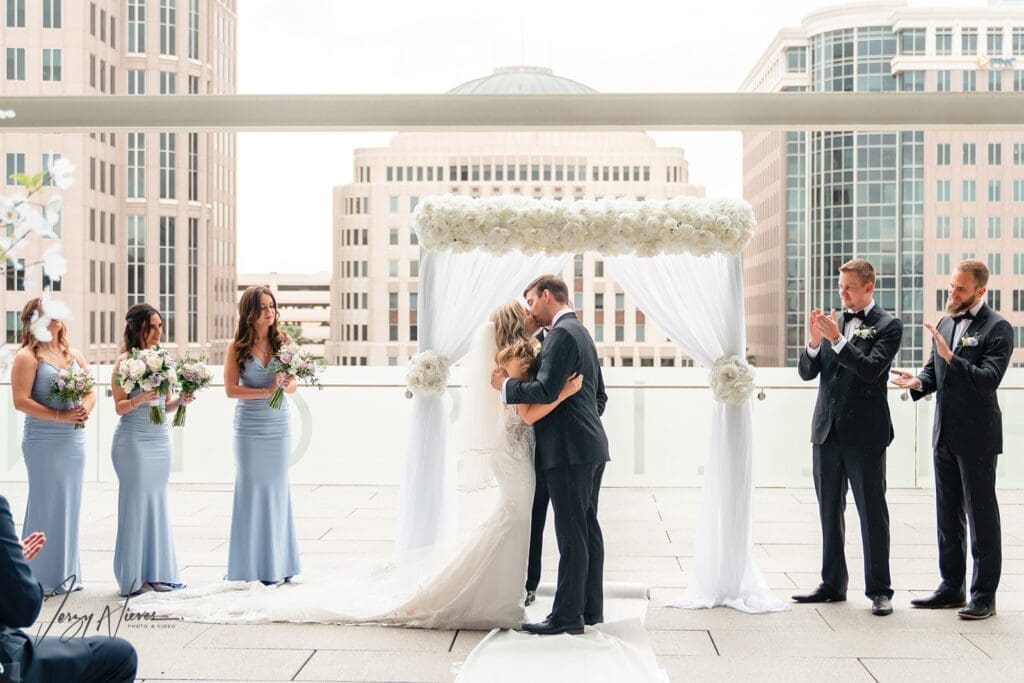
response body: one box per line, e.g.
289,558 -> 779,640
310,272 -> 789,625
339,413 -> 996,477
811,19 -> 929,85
395,248 -> 570,556
606,253 -> 787,613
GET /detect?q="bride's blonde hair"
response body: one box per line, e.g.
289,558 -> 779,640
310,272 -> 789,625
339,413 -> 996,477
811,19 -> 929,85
491,301 -> 538,376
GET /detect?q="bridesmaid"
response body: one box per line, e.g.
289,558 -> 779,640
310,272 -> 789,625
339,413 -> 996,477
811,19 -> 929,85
110,303 -> 192,597
224,285 -> 300,585
10,298 -> 93,595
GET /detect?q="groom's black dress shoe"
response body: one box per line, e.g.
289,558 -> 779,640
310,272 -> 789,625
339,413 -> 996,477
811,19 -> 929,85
871,596 -> 893,616
909,591 -> 966,609
791,586 -> 847,604
958,601 -> 995,620
522,617 -> 585,636
524,590 -> 536,607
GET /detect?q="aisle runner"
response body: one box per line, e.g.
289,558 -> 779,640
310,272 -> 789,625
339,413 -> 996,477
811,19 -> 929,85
454,582 -> 668,682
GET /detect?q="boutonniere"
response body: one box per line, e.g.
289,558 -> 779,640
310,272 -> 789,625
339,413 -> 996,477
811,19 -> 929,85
959,334 -> 981,348
851,326 -> 875,340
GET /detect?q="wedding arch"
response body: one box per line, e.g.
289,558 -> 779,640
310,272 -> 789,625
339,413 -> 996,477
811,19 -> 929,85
398,194 -> 784,614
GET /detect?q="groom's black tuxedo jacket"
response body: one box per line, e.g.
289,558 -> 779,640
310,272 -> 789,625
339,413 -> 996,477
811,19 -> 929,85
798,305 -> 902,452
506,312 -> 610,471
910,303 -> 1014,457
0,494 -> 43,681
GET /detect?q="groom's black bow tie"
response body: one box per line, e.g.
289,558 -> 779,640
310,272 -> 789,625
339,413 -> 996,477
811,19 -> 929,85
536,328 -> 546,342
954,310 -> 976,322
843,310 -> 867,324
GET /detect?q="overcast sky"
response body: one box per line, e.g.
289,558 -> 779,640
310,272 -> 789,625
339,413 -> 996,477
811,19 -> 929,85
236,0 -> 992,272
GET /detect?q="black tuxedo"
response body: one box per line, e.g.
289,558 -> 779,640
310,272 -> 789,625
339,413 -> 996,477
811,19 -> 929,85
798,305 -> 902,599
0,496 -> 137,683
910,303 -> 1014,605
506,312 -> 609,622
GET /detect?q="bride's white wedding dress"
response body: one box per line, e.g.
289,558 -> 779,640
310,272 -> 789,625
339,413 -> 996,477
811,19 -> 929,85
136,404 -> 536,631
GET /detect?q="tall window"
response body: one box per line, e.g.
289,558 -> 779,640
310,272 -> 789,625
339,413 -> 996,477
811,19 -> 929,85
188,218 -> 198,343
6,0 -> 24,27
962,179 -> 976,202
159,133 -> 176,199
962,28 -> 978,55
128,0 -> 145,53
5,258 -> 25,291
988,142 -> 1002,165
42,0 -> 60,28
5,47 -> 25,80
936,179 -> 951,202
41,153 -> 61,185
5,152 -> 25,185
962,215 -> 977,238
963,70 -> 976,92
988,70 -> 1002,92
899,28 -> 925,55
160,217 -> 176,340
127,70 -> 145,94
41,48 -> 61,81
188,0 -> 199,59
936,143 -> 951,165
160,0 -> 177,56
935,28 -> 953,55
188,133 -> 198,201
160,71 -> 176,94
5,311 -> 22,344
127,216 -> 145,306
1014,27 -> 1024,56
786,46 -> 806,72
936,70 -> 951,92
988,179 -> 1002,202
936,215 -> 951,239
1014,179 -> 1024,202
988,216 -> 1002,239
127,132 -> 145,198
963,143 -> 976,165
987,28 -> 1003,55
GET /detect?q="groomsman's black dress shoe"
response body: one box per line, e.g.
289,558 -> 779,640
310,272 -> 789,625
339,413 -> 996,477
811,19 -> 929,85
791,586 -> 847,603
584,614 -> 604,626
524,590 -> 536,607
522,617 -> 585,635
958,601 -> 995,620
909,591 -> 966,609
871,596 -> 893,616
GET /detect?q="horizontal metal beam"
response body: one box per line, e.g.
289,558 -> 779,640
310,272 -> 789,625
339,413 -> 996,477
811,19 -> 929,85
1,93 -> 1023,132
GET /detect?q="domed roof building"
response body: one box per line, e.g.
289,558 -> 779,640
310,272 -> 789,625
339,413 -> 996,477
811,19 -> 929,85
447,66 -> 597,95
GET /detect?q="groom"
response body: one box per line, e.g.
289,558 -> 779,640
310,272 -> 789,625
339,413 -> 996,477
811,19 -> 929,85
491,275 -> 609,635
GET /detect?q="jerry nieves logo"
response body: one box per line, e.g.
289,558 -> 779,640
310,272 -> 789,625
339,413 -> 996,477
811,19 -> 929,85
33,576 -> 169,644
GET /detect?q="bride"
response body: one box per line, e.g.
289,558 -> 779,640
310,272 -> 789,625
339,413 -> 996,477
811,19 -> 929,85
135,301 -> 582,630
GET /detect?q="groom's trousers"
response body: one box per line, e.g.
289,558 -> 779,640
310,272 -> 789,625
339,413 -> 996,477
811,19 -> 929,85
525,474 -> 549,593
545,462 -> 605,622
813,432 -> 893,599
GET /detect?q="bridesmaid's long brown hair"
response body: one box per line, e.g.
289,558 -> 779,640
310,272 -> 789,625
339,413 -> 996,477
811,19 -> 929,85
19,298 -> 70,362
233,285 -> 289,367
122,303 -> 162,352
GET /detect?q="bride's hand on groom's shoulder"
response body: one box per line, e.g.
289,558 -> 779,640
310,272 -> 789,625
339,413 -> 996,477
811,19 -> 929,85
490,366 -> 508,390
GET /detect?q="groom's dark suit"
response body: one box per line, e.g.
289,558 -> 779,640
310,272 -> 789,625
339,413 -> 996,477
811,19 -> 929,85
798,304 -> 902,599
506,312 -> 609,624
909,302 -> 1014,607
0,495 -> 137,683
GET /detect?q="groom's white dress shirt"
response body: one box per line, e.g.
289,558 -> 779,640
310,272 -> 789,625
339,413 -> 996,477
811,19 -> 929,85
952,298 -> 985,348
502,306 -> 574,403
806,299 -> 876,358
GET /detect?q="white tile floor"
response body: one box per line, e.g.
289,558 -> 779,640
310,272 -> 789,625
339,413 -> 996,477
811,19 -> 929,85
4,482 -> 1023,682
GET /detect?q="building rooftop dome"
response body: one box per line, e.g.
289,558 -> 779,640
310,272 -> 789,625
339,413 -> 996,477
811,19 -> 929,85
447,66 -> 597,94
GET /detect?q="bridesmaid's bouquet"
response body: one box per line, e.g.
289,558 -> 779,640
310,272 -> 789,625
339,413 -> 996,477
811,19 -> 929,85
172,353 -> 214,427
265,342 -> 325,409
49,366 -> 94,430
114,346 -> 178,425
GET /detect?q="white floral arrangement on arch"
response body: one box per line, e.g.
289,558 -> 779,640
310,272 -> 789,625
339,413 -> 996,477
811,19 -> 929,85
405,350 -> 451,398
708,355 -> 755,405
412,195 -> 755,257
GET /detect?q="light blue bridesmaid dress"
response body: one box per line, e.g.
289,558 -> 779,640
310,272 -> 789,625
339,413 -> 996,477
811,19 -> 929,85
21,359 -> 86,594
111,388 -> 183,596
226,356 -> 301,583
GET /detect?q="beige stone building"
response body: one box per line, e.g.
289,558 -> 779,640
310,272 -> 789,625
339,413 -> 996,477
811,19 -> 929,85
237,272 -> 330,358
742,1 -> 1024,368
328,66 -> 704,367
1,0 -> 237,363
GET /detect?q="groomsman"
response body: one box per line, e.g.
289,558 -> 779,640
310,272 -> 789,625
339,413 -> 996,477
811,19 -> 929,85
796,259 -> 902,616
892,259 -> 1014,620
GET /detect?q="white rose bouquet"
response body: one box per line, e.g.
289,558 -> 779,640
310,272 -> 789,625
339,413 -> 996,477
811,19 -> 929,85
114,346 -> 179,424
